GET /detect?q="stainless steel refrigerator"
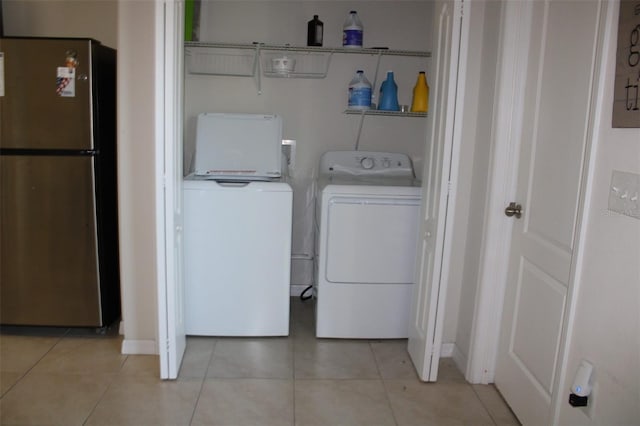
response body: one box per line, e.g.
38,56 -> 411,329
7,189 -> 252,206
0,37 -> 120,327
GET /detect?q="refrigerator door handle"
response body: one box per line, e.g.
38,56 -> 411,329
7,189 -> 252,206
0,148 -> 98,156
0,51 -> 5,97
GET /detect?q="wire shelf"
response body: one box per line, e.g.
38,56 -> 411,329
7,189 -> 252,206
344,109 -> 428,117
185,42 -> 430,58
186,46 -> 257,76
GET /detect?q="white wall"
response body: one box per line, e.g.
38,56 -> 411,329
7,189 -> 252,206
557,1 -> 640,423
3,0 -> 160,353
116,0 -> 159,354
186,1 -> 433,178
3,0 -> 117,48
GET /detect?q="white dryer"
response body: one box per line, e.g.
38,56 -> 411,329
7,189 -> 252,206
183,113 -> 292,336
315,151 -> 421,339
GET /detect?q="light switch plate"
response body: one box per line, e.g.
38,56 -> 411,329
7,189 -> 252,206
609,170 -> 640,220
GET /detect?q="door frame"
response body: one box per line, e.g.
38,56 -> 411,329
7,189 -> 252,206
155,0 -> 170,375
156,0 -> 186,379
156,0 -> 467,381
465,0 -> 531,386
467,0 -> 609,423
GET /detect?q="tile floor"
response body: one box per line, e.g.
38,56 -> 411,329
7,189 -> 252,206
0,298 -> 520,426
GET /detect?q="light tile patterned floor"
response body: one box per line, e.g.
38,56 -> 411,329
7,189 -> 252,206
0,298 -> 520,425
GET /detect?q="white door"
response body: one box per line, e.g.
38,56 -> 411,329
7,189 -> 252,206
494,0 -> 604,423
156,0 -> 187,379
408,0 -> 467,382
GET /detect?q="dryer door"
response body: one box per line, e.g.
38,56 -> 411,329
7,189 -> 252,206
324,196 -> 421,284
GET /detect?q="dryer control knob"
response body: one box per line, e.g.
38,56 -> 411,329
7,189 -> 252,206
360,157 -> 375,169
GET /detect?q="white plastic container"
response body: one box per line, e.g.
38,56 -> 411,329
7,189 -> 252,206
343,11 -> 363,48
348,70 -> 372,110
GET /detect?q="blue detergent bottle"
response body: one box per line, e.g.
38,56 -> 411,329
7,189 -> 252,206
379,71 -> 400,111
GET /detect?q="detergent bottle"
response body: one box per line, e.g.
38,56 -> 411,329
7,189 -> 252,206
379,71 -> 400,111
410,71 -> 429,112
348,70 -> 372,110
343,11 -> 363,48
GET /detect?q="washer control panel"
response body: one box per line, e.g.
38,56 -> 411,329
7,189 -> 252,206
320,151 -> 415,177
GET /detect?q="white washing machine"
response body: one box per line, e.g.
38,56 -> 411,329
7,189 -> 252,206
183,113 -> 292,336
315,151 -> 422,339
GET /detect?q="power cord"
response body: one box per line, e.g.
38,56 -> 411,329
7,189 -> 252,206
300,285 -> 313,301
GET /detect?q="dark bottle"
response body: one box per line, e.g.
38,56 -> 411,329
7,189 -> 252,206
307,15 -> 323,46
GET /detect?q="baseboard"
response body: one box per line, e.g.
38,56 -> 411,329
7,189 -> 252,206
441,342 -> 455,357
451,343 -> 469,379
121,339 -> 158,355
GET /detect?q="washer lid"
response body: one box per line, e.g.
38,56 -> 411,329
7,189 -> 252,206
194,113 -> 282,180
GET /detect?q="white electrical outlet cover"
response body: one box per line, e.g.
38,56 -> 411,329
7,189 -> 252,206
608,170 -> 640,220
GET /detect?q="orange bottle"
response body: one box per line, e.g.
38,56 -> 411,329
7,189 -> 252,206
410,71 -> 429,113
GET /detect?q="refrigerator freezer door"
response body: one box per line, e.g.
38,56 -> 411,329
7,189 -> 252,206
0,38 -> 93,150
0,155 -> 102,326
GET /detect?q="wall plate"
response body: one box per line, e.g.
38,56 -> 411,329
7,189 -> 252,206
608,170 -> 640,220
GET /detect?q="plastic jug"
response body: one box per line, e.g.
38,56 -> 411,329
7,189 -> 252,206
379,71 -> 400,111
343,11 -> 363,48
348,70 -> 372,110
410,71 -> 429,112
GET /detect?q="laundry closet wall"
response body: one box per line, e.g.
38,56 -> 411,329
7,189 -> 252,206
183,1 -> 470,343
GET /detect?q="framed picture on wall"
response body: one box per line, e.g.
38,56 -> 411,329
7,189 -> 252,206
612,0 -> 640,128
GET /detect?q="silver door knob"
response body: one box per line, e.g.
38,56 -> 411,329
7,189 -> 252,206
505,202 -> 523,218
